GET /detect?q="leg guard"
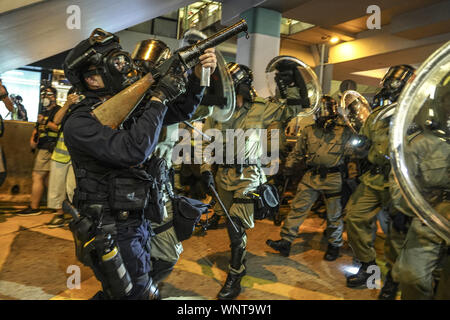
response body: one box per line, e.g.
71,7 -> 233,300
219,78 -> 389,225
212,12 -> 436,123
227,216 -> 247,274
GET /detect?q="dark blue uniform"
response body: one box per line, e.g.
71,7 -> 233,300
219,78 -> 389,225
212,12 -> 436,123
64,74 -> 203,299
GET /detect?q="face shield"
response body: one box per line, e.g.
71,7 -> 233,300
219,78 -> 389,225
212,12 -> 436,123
265,55 -> 322,117
340,90 -> 372,133
390,41 -> 450,243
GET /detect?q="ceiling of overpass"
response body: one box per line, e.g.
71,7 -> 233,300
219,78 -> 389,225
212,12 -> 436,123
1,0 -> 449,87
257,0 -> 450,84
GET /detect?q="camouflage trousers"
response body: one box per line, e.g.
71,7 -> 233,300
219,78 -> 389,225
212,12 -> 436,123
281,171 -> 344,246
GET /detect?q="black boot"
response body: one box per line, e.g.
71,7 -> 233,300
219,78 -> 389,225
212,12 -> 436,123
346,261 -> 377,288
205,213 -> 221,230
217,270 -> 246,300
324,244 -> 340,261
266,239 -> 291,257
378,271 -> 399,300
218,245 -> 246,300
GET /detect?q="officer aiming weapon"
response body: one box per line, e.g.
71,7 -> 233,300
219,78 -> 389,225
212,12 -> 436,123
92,19 -> 249,129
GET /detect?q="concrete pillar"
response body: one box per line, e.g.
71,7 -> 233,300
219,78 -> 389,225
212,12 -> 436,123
313,44 -> 333,95
236,7 -> 281,98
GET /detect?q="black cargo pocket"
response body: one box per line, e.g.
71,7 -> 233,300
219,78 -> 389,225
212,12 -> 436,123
173,196 -> 209,241
109,175 -> 150,211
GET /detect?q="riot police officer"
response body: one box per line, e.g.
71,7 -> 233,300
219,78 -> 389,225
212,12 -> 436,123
344,65 -> 415,290
131,37 -> 218,289
200,61 -> 306,300
62,28 -> 213,300
391,73 -> 449,299
266,96 -> 354,261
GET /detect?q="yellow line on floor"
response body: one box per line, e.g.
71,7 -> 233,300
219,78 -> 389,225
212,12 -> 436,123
175,259 -> 341,300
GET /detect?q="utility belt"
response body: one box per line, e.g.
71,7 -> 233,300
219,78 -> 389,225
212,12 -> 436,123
73,156 -> 168,225
64,201 -> 135,299
307,165 -> 343,179
369,163 -> 391,181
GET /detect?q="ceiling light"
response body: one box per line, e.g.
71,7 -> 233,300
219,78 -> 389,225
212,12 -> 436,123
330,36 -> 340,44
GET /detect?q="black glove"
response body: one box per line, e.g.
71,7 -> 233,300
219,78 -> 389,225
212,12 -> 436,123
201,171 -> 215,190
152,72 -> 186,105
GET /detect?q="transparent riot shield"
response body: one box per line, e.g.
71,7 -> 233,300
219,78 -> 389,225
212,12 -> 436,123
390,41 -> 450,243
266,55 -> 322,117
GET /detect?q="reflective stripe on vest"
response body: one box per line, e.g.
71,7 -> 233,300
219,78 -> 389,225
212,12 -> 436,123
51,132 -> 71,163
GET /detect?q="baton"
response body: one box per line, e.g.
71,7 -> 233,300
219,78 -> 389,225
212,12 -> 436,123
183,121 -> 212,141
208,185 -> 239,233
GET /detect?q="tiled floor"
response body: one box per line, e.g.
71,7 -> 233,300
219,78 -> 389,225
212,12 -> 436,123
0,205 -> 388,300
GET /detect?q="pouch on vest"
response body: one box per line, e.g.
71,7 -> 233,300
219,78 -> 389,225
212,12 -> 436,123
143,156 -> 169,223
108,168 -> 151,212
68,213 -> 96,266
173,196 -> 209,241
253,183 -> 280,220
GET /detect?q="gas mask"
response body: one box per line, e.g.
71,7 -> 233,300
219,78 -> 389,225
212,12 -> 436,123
315,95 -> 338,130
64,28 -> 140,96
81,50 -> 139,95
227,62 -> 256,104
372,65 -> 415,107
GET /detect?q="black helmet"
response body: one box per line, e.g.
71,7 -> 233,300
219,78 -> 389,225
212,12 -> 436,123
226,62 -> 256,103
315,95 -> 338,129
373,65 -> 415,107
63,28 -> 139,95
339,79 -> 357,94
227,62 -> 253,88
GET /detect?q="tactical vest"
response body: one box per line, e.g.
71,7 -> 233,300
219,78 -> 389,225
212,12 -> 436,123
63,98 -> 166,222
38,108 -> 59,141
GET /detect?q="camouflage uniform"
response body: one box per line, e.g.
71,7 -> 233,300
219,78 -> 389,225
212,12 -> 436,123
280,121 -> 353,247
391,131 -> 450,299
